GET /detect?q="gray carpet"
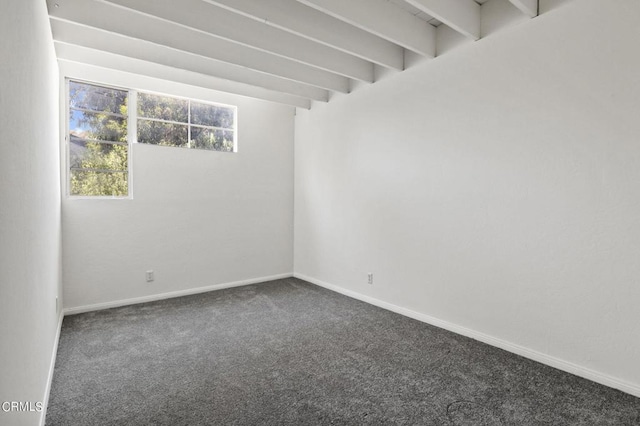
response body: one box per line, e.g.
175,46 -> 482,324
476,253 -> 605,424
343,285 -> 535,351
46,278 -> 640,425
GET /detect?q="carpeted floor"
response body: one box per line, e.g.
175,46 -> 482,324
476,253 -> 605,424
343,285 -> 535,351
46,278 -> 640,425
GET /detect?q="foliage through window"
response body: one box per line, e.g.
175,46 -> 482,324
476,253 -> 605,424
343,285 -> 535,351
68,81 -> 129,197
67,80 -> 237,198
138,92 -> 236,152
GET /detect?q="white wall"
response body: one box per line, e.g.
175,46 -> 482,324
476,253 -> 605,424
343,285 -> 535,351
294,0 -> 640,396
61,64 -> 295,311
0,1 -> 62,425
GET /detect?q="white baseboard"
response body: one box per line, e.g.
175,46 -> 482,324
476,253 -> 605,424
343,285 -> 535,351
40,310 -> 64,426
63,273 -> 293,316
294,273 -> 640,399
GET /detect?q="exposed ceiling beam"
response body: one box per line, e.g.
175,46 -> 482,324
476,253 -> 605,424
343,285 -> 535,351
405,0 -> 481,40
104,0 -> 374,82
203,0 -> 404,70
50,20 -> 330,102
297,0 -> 435,58
509,0 -> 538,18
48,0 -> 349,92
56,44 -> 311,109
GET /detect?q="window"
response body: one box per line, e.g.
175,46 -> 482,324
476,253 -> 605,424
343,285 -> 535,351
68,81 -> 130,197
137,92 -> 236,152
67,80 -> 237,197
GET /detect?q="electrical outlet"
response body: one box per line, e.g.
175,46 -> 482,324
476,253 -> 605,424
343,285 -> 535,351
367,273 -> 373,285
146,270 -> 155,282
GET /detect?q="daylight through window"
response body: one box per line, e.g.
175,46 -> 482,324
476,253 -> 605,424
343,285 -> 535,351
68,81 -> 129,197
138,92 -> 236,152
67,80 -> 237,198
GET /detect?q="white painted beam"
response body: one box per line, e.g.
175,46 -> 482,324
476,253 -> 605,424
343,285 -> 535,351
509,0 -> 538,17
48,0 -> 349,92
55,44 -> 311,109
105,0 -> 374,82
297,0 -> 435,57
50,20 -> 329,102
203,0 -> 404,70
405,0 -> 481,40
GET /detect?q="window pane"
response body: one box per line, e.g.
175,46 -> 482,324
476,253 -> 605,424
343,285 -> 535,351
138,119 -> 188,147
69,138 -> 128,171
68,80 -> 130,198
69,110 -> 127,142
70,170 -> 128,197
138,93 -> 188,122
69,81 -> 127,115
191,102 -> 234,129
191,128 -> 234,152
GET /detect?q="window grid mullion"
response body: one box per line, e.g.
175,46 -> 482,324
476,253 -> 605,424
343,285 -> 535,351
69,106 -> 127,119
137,116 -> 189,127
190,123 -> 235,132
70,138 -> 128,146
137,114 -> 233,132
129,91 -> 137,145
71,167 -> 128,173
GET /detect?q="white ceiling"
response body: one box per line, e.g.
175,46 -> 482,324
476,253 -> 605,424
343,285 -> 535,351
386,0 -> 491,26
47,0 -> 537,109
385,0 -> 442,26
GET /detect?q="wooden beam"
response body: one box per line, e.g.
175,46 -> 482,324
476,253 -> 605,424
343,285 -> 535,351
50,20 -> 330,102
48,0 -> 349,92
405,0 -> 481,40
203,0 -> 404,70
509,0 -> 538,18
56,45 -> 312,109
297,0 -> 435,57
105,0 -> 374,82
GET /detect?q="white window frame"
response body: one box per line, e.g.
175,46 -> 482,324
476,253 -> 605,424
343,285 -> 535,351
66,78 -> 133,199
66,80 -> 238,199
136,90 -> 238,153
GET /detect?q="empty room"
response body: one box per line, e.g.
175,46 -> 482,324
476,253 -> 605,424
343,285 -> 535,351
2,0 -> 640,424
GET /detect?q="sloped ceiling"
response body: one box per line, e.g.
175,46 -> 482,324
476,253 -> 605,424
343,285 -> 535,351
47,0 -> 538,109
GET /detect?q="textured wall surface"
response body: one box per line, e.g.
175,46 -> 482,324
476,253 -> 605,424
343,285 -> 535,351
0,1 -> 62,425
294,0 -> 640,394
